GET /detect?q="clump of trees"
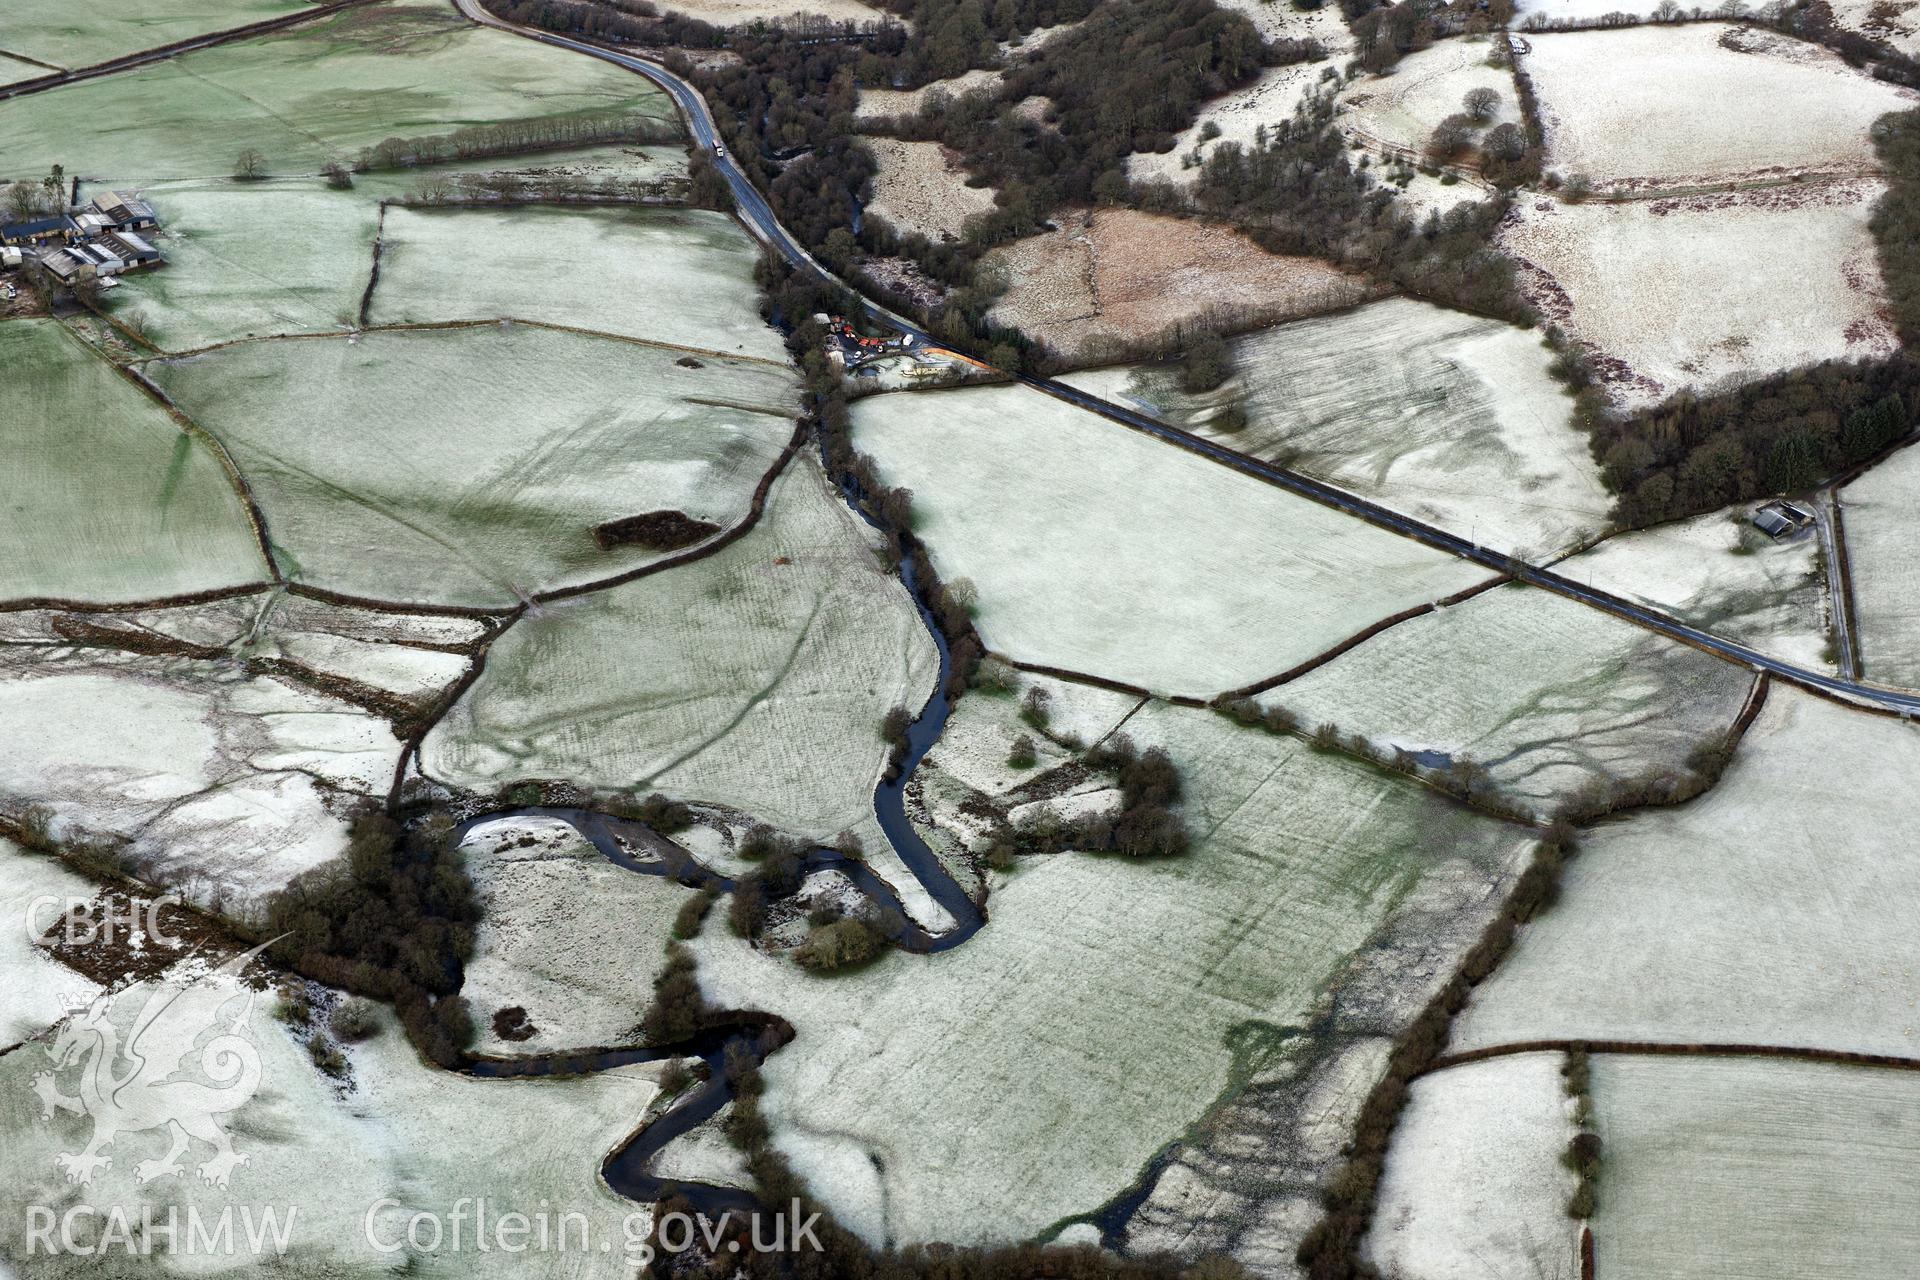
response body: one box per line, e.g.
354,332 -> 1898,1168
483,0 -> 726,48
641,942 -> 711,1043
1561,1048 -> 1602,1219
793,915 -> 884,970
1347,0 -> 1512,74
1871,105 -> 1920,343
265,807 -> 479,1067
591,509 -> 722,552
672,887 -> 719,940
1596,356 -> 1918,527
1193,91 -> 1533,324
1180,331 -> 1234,393
3,166 -> 63,219
1009,734 -> 1190,859
601,789 -> 696,833
353,111 -> 676,172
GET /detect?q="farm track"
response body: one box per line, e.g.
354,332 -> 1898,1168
1816,489 -> 1862,679
0,0 -> 384,103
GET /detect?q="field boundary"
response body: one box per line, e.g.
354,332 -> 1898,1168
0,48 -> 66,73
1423,1036 -> 1920,1077
0,581 -> 272,616
154,317 -> 790,369
116,363 -> 283,584
1218,572 -> 1512,701
357,201 -> 388,329
1824,490 -> 1864,678
0,0 -> 384,105
993,657 -> 1206,707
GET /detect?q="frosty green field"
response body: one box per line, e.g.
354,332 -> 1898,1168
368,205 -> 787,361
1839,444 -> 1920,688
0,0 -> 674,179
850,382 -> 1492,697
1270,583 -> 1755,813
0,319 -> 267,606
1062,297 -> 1610,557
1449,686 -> 1920,1057
0,53 -> 54,86
0,0 -> 315,70
689,698 -> 1530,1246
1364,1052 -> 1577,1280
1591,1055 -> 1920,1280
148,324 -> 797,607
104,179 -> 379,351
1557,507 -> 1834,673
422,457 -> 938,846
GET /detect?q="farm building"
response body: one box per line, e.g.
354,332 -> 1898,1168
88,190 -> 157,231
0,216 -> 75,247
35,234 -> 158,284
1751,500 -> 1815,539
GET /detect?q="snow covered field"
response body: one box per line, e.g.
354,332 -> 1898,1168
0,992 -> 661,1278
461,816 -> 698,1055
689,697 -> 1530,1246
1501,181 -> 1899,407
1449,687 -> 1920,1057
149,324 -> 797,608
0,647 -> 399,918
1840,445 -> 1920,688
1592,1055 -> 1920,1280
1272,583 -> 1755,813
1,319 -> 267,606
1364,1052 -> 1578,1280
1336,36 -> 1521,158
1520,24 -> 1914,190
1559,508 -> 1834,672
423,457 -> 938,847
0,0 -> 675,179
1063,297 -> 1610,558
371,206 -> 788,362
851,382 -> 1493,696
0,839 -> 105,1049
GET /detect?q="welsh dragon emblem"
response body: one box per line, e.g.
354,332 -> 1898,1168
33,943 -> 273,1189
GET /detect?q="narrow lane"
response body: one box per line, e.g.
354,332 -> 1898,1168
1815,488 -> 1861,680
449,0 -> 1920,718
